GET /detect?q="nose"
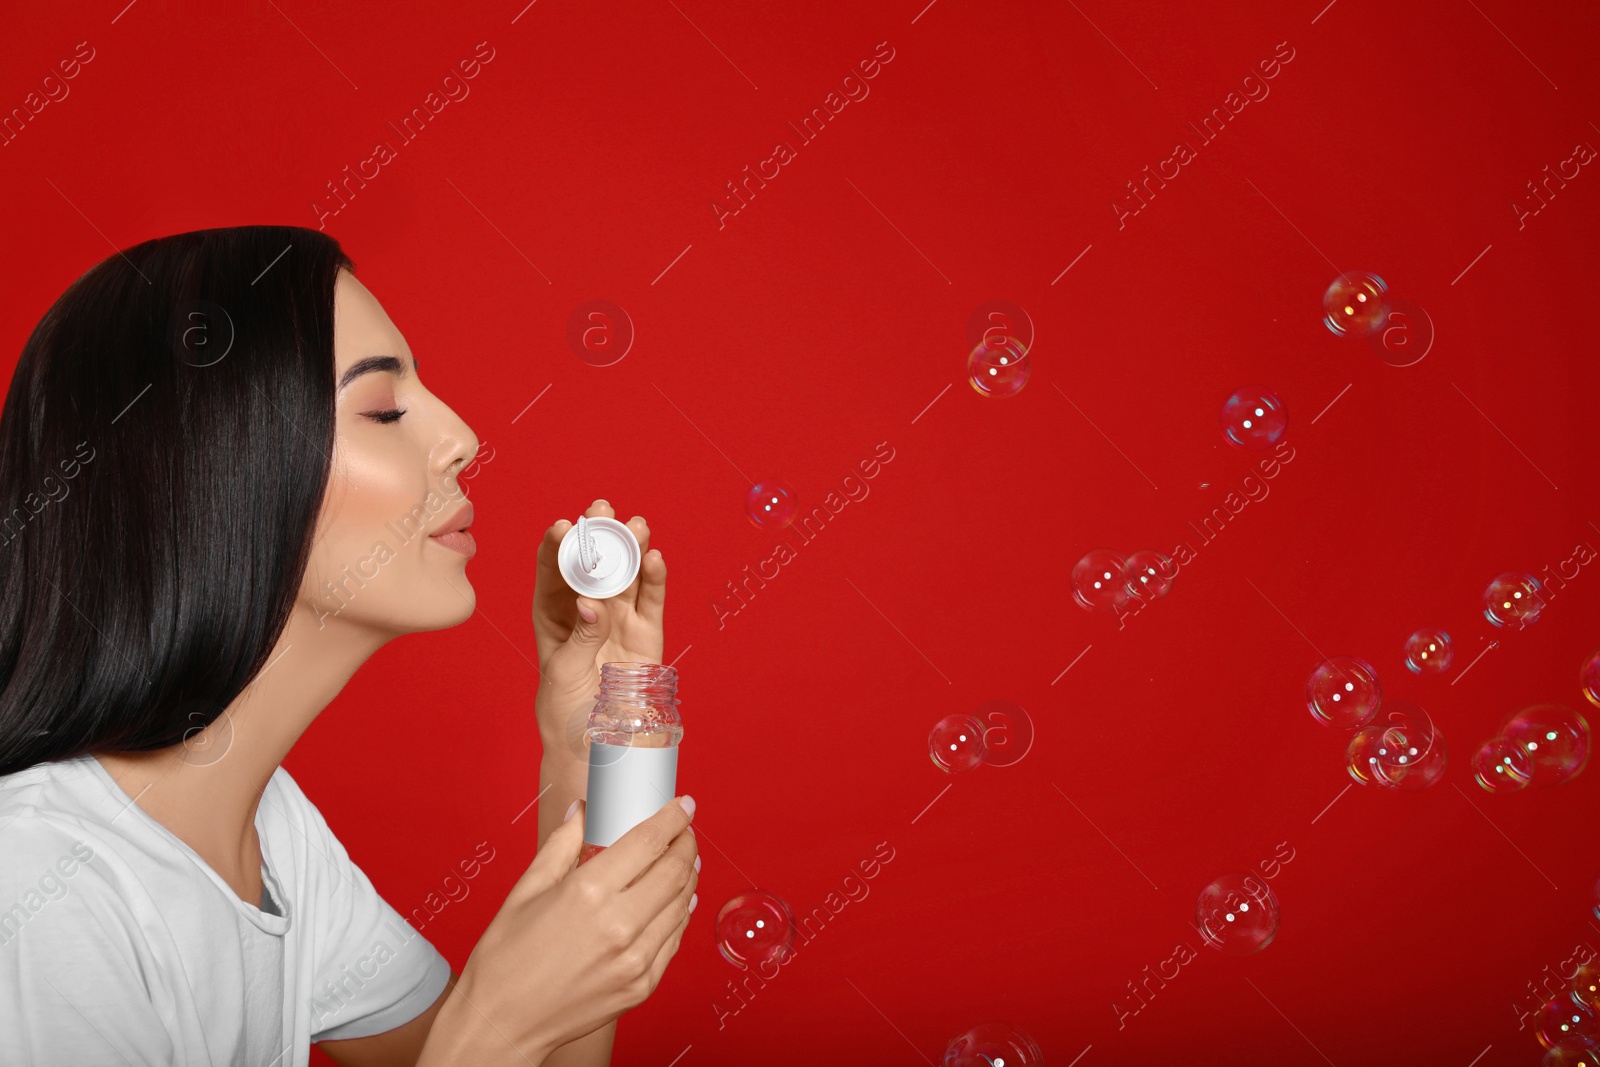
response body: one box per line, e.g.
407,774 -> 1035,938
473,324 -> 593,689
429,411 -> 480,494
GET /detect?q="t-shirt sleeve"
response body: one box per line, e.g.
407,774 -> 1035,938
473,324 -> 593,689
0,815 -> 179,1066
268,773 -> 452,1043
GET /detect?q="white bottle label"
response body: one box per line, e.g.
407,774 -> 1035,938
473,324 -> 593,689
583,742 -> 679,848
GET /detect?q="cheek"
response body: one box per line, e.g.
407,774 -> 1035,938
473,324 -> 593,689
335,438 -> 427,526
309,436 -> 429,574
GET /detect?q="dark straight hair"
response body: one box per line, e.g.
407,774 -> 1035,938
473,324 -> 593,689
0,225 -> 354,776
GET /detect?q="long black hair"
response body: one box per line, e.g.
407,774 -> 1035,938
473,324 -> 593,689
0,225 -> 353,775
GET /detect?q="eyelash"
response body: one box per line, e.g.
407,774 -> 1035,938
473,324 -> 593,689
363,408 -> 407,424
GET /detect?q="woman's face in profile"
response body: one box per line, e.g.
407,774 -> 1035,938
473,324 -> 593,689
297,268 -> 481,636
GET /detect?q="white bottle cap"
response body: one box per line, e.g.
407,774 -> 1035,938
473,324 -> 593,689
557,516 -> 641,599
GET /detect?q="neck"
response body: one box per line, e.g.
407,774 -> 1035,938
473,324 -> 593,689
92,601 -> 394,879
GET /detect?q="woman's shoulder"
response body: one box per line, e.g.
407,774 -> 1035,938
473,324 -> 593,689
0,757 -> 114,840
0,808 -> 103,872
0,758 -> 142,895
254,763 -> 364,880
0,795 -> 124,945
258,760 -> 329,836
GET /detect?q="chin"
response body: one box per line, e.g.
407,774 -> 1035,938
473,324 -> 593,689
428,584 -> 477,629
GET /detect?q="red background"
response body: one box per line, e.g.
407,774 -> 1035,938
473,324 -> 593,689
3,0 -> 1597,1064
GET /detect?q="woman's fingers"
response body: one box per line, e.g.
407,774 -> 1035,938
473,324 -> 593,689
532,500 -> 622,643
626,515 -> 650,555
588,796 -> 696,895
636,547 -> 666,628
608,515 -> 649,609
627,834 -> 696,990
509,798 -> 587,903
532,519 -> 576,648
641,897 -> 694,992
617,820 -> 696,962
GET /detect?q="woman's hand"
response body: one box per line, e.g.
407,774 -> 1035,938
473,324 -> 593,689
421,797 -> 700,1066
532,500 -> 666,750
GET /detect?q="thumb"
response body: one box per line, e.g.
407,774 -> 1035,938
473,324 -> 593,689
522,799 -> 587,891
567,597 -> 613,651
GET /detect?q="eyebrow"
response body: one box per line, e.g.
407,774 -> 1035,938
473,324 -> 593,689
338,354 -> 419,393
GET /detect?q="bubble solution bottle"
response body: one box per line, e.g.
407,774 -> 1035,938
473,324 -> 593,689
578,662 -> 683,865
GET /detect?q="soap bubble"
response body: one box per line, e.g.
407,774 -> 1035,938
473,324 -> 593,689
1124,549 -> 1175,600
1071,549 -> 1132,613
1472,735 -> 1533,794
1573,962 -> 1600,1013
1403,629 -> 1453,675
1347,702 -> 1446,791
1322,271 -> 1390,337
1543,1045 -> 1600,1067
1306,656 -> 1382,730
715,891 -> 796,970
966,336 -> 1031,398
1195,872 -> 1280,955
972,699 -> 1034,768
1483,572 -> 1546,629
1538,998 -> 1600,1051
1367,298 -> 1435,367
941,1022 -> 1044,1067
1582,650 -> 1600,709
1220,387 -> 1287,451
1389,706 -> 1448,791
1346,728 -> 1387,785
565,299 -> 635,367
967,301 -> 1035,355
929,714 -> 987,774
1501,705 -> 1591,786
744,481 -> 796,528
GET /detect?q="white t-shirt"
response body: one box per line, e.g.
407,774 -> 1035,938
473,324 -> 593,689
0,753 -> 452,1066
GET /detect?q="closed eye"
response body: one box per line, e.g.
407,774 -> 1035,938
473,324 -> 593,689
362,408 -> 407,424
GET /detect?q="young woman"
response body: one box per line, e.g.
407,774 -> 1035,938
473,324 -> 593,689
0,225 -> 699,1066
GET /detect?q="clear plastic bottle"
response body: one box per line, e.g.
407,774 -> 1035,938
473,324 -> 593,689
578,662 -> 683,865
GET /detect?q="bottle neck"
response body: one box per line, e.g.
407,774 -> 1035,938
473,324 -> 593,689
593,662 -> 681,727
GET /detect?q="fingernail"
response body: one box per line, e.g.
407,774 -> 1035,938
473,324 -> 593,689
680,794 -> 696,818
689,893 -> 698,914
576,600 -> 597,623
564,799 -> 580,822
693,855 -> 701,873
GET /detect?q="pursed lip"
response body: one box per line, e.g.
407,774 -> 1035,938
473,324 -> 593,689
430,500 -> 474,537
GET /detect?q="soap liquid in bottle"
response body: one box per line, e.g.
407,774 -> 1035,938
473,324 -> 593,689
578,661 -> 682,865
